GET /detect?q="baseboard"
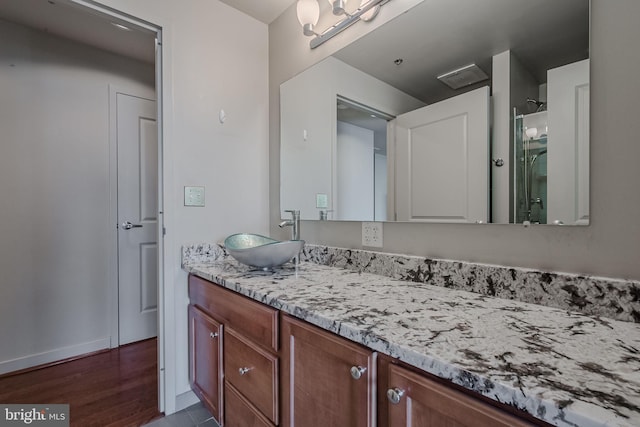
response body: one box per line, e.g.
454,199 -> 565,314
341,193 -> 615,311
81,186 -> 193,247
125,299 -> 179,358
175,390 -> 199,413
0,337 -> 111,376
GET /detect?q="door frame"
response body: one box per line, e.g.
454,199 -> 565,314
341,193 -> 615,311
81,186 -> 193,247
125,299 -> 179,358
73,0 -> 169,414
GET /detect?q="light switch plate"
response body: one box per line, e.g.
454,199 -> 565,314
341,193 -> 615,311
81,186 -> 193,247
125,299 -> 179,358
184,186 -> 205,207
316,193 -> 328,209
362,222 -> 383,247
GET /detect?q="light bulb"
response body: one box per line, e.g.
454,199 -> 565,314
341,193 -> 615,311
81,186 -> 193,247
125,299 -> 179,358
359,0 -> 380,21
525,127 -> 538,139
297,0 -> 320,36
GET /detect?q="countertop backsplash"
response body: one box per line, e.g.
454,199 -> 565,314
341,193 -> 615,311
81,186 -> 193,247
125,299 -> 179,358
182,242 -> 640,323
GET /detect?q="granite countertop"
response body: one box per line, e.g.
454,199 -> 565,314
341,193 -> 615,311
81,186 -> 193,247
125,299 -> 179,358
183,256 -> 640,427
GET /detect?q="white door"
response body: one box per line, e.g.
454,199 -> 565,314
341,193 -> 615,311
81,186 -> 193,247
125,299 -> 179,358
390,86 -> 490,222
117,93 -> 158,345
547,59 -> 590,225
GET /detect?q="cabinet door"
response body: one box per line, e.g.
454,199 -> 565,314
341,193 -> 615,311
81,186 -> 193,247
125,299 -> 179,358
386,364 -> 535,427
189,305 -> 223,424
281,315 -> 375,427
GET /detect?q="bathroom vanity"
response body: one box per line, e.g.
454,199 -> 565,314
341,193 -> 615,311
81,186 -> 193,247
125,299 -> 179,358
188,274 -> 535,426
184,245 -> 640,427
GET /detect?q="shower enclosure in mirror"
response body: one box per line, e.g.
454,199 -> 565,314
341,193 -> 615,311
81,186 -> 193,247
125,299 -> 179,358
513,59 -> 590,225
280,0 -> 590,225
514,111 -> 548,224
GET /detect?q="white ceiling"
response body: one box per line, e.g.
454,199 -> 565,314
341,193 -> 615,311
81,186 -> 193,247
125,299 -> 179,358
0,0 -> 157,63
220,0 -> 296,24
0,0 -> 296,63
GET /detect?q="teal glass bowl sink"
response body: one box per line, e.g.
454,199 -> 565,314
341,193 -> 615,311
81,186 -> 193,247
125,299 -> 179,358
223,233 -> 305,269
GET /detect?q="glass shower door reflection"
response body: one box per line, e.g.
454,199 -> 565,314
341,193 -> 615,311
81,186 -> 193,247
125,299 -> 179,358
514,112 -> 547,224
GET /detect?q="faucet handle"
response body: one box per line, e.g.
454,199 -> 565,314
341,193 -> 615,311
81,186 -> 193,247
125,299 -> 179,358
318,209 -> 334,220
284,210 -> 300,219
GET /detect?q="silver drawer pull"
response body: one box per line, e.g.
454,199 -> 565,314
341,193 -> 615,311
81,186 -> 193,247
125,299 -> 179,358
350,365 -> 367,380
239,367 -> 252,375
209,332 -> 218,339
387,388 -> 405,404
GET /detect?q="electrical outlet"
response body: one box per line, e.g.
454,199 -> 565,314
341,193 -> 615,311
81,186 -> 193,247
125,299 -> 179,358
362,222 -> 383,248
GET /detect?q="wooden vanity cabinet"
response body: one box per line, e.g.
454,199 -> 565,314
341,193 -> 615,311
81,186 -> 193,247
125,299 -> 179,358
225,381 -> 274,427
281,314 -> 376,427
188,305 -> 223,423
188,274 -> 279,427
379,357 -> 537,427
189,274 -> 547,427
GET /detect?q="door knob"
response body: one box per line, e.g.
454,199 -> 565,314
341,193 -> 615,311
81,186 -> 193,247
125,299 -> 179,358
209,332 -> 218,339
121,221 -> 143,230
387,388 -> 405,404
350,366 -> 367,380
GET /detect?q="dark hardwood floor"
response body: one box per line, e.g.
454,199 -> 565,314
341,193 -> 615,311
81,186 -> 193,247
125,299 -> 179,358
0,338 -> 161,427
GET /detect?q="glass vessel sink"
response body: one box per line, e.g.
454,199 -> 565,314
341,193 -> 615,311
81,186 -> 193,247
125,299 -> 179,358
223,233 -> 305,269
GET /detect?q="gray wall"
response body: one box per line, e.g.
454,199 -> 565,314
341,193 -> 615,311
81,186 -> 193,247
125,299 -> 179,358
95,0 -> 271,412
269,0 -> 640,281
0,19 -> 155,373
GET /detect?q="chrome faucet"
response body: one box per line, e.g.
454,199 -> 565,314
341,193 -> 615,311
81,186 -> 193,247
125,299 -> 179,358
318,209 -> 333,221
279,210 -> 300,240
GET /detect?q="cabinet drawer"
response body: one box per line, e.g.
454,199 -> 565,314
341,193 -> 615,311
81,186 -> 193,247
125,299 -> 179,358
189,274 -> 279,351
225,382 -> 274,427
224,327 -> 278,425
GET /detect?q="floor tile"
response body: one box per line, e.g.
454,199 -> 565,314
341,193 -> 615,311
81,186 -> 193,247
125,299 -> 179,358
187,404 -> 214,424
142,417 -> 172,427
163,409 -> 196,427
141,402 -> 217,427
197,418 -> 220,427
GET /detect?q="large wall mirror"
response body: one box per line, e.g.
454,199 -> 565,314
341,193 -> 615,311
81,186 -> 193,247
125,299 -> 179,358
281,0 -> 590,225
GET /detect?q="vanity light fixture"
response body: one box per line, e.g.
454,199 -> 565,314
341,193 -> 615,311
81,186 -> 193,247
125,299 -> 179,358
296,0 -> 388,49
297,0 -> 320,37
359,0 -> 381,21
329,0 -> 348,16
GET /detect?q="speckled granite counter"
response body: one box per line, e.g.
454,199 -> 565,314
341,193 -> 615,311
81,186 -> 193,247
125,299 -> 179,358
183,247 -> 640,427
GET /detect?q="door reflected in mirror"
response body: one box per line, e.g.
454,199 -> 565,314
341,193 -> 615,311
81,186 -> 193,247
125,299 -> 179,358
335,97 -> 392,221
280,0 -> 590,225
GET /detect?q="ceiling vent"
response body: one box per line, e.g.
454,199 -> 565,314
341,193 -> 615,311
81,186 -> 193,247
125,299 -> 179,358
437,64 -> 488,90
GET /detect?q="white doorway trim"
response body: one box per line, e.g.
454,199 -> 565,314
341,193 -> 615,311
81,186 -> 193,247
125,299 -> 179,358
72,0 -> 171,415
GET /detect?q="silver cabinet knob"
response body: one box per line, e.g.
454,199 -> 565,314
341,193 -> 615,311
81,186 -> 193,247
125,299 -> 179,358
120,221 -> 143,230
209,332 -> 219,339
239,367 -> 251,375
350,365 -> 367,380
387,388 -> 405,404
